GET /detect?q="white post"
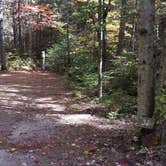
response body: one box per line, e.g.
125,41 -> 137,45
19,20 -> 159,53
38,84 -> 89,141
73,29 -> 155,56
41,51 -> 46,71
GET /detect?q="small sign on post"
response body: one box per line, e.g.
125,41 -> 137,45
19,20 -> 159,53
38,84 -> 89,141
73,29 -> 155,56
41,51 -> 46,71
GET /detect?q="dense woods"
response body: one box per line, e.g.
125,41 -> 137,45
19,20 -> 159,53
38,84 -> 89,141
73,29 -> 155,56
0,0 -> 165,165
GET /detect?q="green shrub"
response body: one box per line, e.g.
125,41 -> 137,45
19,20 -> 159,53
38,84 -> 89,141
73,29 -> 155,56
155,93 -> 166,124
107,111 -> 120,120
102,90 -> 136,113
7,56 -> 36,71
46,42 -> 66,72
103,52 -> 137,96
67,50 -> 98,92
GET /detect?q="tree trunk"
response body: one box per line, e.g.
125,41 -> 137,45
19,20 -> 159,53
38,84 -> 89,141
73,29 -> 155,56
66,0 -> 71,67
0,0 -> 6,70
28,25 -> 32,56
130,0 -> 137,52
18,0 -> 23,54
158,6 -> 166,165
116,0 -> 127,56
12,0 -> 17,48
158,12 -> 166,93
137,0 -> 156,118
98,0 -> 104,99
161,122 -> 166,166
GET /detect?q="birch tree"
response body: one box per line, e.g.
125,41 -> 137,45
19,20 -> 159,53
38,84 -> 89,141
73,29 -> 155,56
66,0 -> 71,67
0,0 -> 6,70
98,0 -> 104,99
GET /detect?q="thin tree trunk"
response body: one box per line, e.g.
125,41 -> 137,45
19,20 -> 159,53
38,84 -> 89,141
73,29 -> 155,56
28,25 -> 32,56
131,20 -> 136,51
93,31 -> 96,59
130,0 -> 137,52
98,0 -> 104,99
66,0 -> 71,67
116,0 -> 127,56
18,0 -> 22,53
102,14 -> 107,69
0,0 -> 6,70
12,1 -> 17,48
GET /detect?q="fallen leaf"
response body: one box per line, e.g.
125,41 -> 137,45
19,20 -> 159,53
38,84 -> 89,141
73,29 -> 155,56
10,148 -> 17,152
83,150 -> 89,155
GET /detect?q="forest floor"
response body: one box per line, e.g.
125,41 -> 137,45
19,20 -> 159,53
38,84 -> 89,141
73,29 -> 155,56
0,71 -> 160,166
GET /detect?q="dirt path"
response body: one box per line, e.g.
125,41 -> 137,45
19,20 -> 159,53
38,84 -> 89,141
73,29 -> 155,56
0,71 -> 156,166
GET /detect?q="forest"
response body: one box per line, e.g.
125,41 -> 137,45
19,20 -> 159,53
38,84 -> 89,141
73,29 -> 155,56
0,0 -> 165,165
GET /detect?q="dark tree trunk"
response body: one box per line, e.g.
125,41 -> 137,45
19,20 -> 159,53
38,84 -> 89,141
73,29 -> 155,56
130,0 -> 137,52
161,122 -> 166,166
18,0 -> 23,53
158,6 -> 166,165
137,0 -> 156,118
116,0 -> 127,56
137,0 -> 156,144
158,11 -> 166,94
12,0 -> 17,48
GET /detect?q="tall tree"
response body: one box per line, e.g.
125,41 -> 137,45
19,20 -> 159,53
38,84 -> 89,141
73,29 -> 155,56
116,0 -> 127,56
66,0 -> 71,67
137,0 -> 156,125
0,0 -> 6,70
158,2 -> 166,164
130,0 -> 137,52
158,4 -> 166,94
17,0 -> 23,53
98,0 -> 104,99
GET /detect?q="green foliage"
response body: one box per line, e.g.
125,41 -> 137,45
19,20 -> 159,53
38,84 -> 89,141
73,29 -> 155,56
46,41 -> 66,72
102,90 -> 136,113
107,111 -> 120,120
138,145 -> 149,154
47,40 -> 98,92
46,0 -> 138,118
67,55 -> 98,91
104,52 -> 137,96
155,93 -> 166,123
7,55 -> 36,71
131,129 -> 141,137
102,52 -> 137,114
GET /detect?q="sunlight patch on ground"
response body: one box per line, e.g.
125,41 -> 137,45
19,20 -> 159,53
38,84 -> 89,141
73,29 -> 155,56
34,103 -> 66,112
11,84 -> 32,89
0,100 -> 23,106
34,97 -> 53,102
0,74 -> 12,77
46,113 -> 112,129
0,86 -> 66,112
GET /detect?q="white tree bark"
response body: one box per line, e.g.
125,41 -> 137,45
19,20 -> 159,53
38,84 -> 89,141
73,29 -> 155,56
0,0 -> 6,70
98,0 -> 104,99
